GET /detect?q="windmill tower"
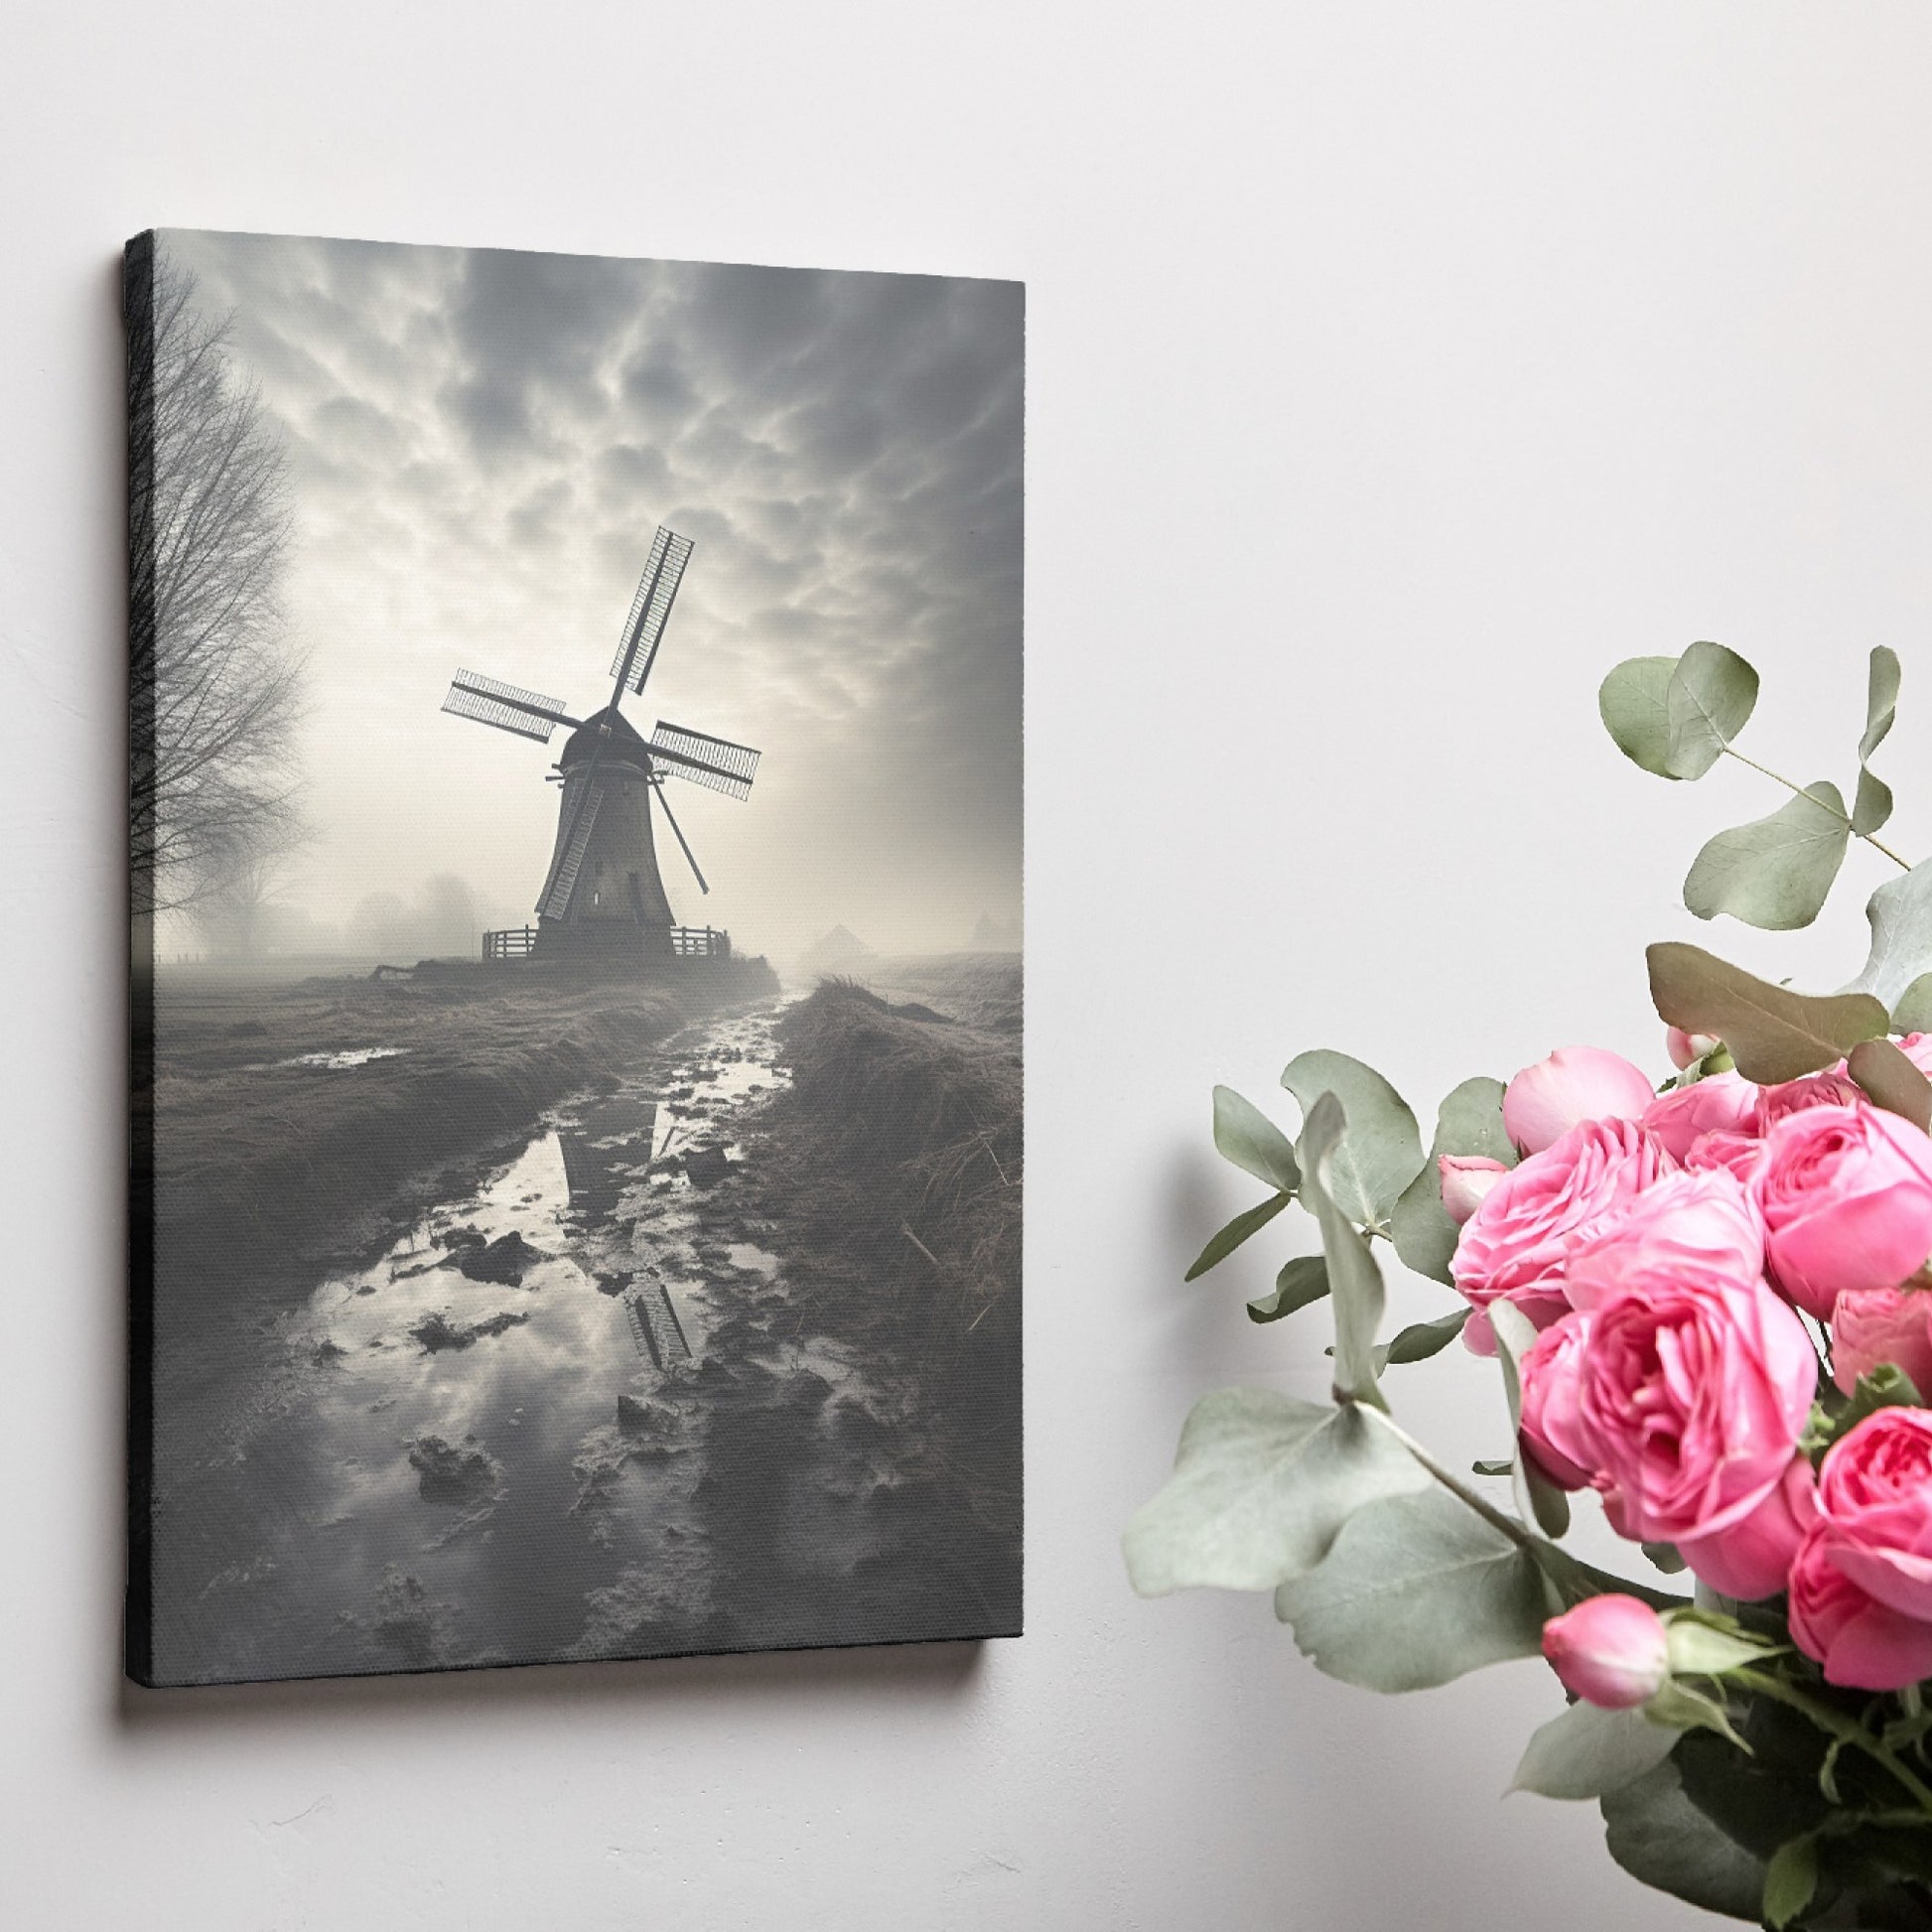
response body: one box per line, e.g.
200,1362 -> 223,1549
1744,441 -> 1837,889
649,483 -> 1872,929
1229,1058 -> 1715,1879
439,525 -> 761,965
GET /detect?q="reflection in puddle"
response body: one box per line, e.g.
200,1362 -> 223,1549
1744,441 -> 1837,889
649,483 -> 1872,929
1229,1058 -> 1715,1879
149,1002 -> 950,1682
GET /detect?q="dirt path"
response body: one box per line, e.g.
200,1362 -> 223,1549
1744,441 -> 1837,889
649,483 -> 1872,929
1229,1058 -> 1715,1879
148,1000 -> 989,1685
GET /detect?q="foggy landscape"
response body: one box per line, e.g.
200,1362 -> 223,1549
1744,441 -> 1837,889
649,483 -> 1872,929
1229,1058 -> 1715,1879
130,231 -> 1023,1685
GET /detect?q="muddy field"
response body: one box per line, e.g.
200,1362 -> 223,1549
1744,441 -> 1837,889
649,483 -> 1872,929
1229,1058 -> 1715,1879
135,954 -> 1021,1685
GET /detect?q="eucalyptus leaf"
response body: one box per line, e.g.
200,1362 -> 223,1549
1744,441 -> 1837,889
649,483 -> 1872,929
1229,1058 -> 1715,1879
1273,1488 -> 1549,1693
1122,1389 -> 1430,1596
1665,641 -> 1760,780
1490,1301 -> 1572,1539
1854,645 -> 1901,838
1681,782 -> 1851,931
1894,973 -> 1932,1035
1512,1701 -> 1679,1801
1390,1075 -> 1513,1286
1381,1308 -> 1470,1366
1762,1837 -> 1819,1931
1642,1541 -> 1688,1576
1280,1050 -> 1424,1228
1247,1255 -> 1328,1324
1849,862 -> 1932,1013
1183,1191 -> 1291,1283
1862,644 -> 1901,761
1647,942 -> 1888,1083
1598,655 -> 1680,778
1847,1036 -> 1932,1133
1300,1092 -> 1390,1407
1855,766 -> 1895,842
1599,1760 -> 1768,1922
1211,1084 -> 1301,1193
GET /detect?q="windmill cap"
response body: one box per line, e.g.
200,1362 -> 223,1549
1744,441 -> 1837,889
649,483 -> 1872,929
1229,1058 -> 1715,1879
560,705 -> 650,768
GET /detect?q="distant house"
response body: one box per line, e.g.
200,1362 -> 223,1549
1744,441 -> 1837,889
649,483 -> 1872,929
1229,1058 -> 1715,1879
800,923 -> 877,976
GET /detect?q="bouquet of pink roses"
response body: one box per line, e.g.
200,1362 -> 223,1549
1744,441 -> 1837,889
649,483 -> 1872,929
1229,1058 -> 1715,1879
1129,644 -> 1932,1928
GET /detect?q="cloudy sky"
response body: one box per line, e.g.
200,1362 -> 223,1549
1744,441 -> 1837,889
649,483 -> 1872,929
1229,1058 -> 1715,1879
162,229 -> 1023,960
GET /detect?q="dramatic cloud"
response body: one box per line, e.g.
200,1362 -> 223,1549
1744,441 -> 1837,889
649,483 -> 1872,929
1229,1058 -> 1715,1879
162,229 -> 1024,959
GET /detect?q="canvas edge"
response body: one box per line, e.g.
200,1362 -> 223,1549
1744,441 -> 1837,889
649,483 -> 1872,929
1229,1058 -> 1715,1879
124,228 -> 158,1687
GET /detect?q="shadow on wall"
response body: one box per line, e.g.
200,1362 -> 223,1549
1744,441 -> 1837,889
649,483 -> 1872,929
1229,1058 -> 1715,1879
114,1631 -> 987,1737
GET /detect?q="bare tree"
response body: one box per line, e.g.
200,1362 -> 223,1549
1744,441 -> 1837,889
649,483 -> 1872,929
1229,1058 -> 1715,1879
128,239 -> 305,914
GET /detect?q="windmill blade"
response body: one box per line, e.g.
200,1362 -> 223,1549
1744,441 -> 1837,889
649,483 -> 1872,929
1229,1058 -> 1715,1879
538,778 -> 605,919
649,721 -> 760,801
651,780 -> 709,895
443,670 -> 579,745
610,527 -> 694,695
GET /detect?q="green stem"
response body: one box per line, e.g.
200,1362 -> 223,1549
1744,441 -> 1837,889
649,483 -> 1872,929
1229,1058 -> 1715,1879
1363,1406 -> 1537,1552
1730,1668 -> 1932,1814
1721,747 -> 1913,872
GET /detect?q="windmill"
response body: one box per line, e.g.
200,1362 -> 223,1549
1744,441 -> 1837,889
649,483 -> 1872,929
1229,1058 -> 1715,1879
440,525 -> 760,964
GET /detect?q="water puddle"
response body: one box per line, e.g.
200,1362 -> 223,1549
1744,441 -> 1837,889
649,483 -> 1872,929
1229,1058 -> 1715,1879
150,1001 -> 946,1682
271,1046 -> 410,1071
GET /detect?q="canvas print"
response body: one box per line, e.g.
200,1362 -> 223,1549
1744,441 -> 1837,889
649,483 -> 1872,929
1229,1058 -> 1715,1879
125,229 -> 1023,1685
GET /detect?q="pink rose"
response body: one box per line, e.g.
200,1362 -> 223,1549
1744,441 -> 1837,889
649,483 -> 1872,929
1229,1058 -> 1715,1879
1504,1046 -> 1658,1156
1667,1028 -> 1721,1071
1832,1286 -> 1932,1397
1439,1155 -> 1508,1226
1754,1069 -> 1863,1134
1678,1453 -> 1817,1600
1541,1595 -> 1669,1709
1518,1312 -> 1595,1490
1812,1408 -> 1932,1623
1450,1119 -> 1674,1338
1563,1168 -> 1764,1314
1789,1529 -> 1932,1690
1754,1105 -> 1932,1319
1577,1260 -> 1817,1545
1684,1129 -> 1765,1185
1638,1071 -> 1760,1163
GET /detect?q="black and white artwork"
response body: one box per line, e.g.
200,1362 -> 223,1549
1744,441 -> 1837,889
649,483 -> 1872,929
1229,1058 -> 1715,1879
126,229 -> 1023,1685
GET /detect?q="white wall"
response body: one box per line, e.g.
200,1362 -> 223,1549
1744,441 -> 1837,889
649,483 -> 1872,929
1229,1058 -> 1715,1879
6,3 -> 1931,1925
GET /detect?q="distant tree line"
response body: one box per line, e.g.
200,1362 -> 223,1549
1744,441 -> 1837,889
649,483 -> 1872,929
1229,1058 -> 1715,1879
128,242 -> 305,918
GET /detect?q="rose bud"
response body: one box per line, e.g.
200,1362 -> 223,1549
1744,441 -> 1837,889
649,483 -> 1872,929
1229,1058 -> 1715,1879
1503,1046 -> 1659,1156
1679,1453 -> 1818,1600
1542,1595 -> 1670,1709
1667,1028 -> 1721,1071
1638,1070 -> 1759,1163
1754,1104 -> 1932,1318
1832,1285 -> 1932,1397
1440,1154 -> 1509,1225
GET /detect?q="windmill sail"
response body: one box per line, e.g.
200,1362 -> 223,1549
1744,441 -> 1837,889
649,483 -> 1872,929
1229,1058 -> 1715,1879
610,527 -> 694,694
649,722 -> 760,800
443,670 -> 577,744
539,778 -> 605,919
